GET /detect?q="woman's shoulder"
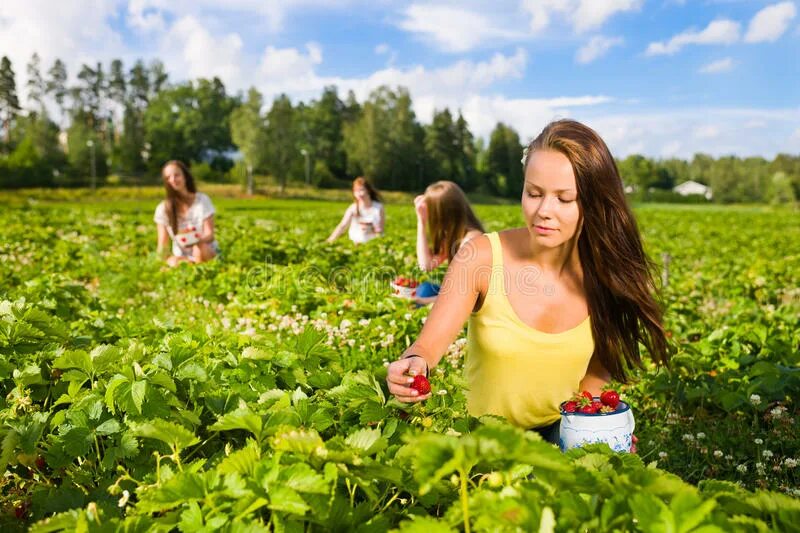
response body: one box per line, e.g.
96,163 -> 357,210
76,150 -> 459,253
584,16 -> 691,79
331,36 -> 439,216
154,200 -> 167,214
452,232 -> 492,269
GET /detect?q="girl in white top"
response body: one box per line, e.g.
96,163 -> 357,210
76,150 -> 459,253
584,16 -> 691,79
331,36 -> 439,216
326,177 -> 385,244
154,160 -> 220,266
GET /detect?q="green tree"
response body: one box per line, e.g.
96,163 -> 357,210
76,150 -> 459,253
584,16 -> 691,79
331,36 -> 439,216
46,59 -> 68,122
307,86 -> 347,180
108,59 -> 127,108
425,108 -> 458,185
0,56 -> 21,144
487,122 -> 523,197
231,87 -> 268,192
689,153 -> 714,185
65,116 -> 108,186
454,112 -> 477,191
143,78 -> 236,171
264,94 -> 298,193
128,60 -> 150,109
0,111 -> 65,187
343,85 -> 424,190
26,53 -> 47,112
769,154 -> 800,199
116,103 -> 146,175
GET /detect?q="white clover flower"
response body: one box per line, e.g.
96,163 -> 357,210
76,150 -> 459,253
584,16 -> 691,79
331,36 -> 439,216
340,319 -> 352,329
762,450 -> 774,459
404,313 -> 412,320
347,339 -> 356,347
736,464 -> 748,473
682,434 -> 695,442
359,319 -> 370,326
713,450 -> 724,458
784,458 -> 797,468
770,406 -> 785,418
696,432 -> 706,439
755,462 -> 766,475
658,451 -> 668,459
749,394 -> 761,406
754,438 -> 764,445
725,454 -> 733,461
437,389 -> 447,396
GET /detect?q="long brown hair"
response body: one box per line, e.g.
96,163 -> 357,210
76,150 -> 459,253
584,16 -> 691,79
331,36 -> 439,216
162,160 -> 197,234
352,177 -> 382,216
524,119 -> 668,382
424,181 -> 485,261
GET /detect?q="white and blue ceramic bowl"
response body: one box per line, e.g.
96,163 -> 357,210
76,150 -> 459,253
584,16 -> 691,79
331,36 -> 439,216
559,399 -> 634,453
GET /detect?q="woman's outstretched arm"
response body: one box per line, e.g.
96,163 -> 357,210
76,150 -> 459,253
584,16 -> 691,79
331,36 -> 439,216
326,206 -> 354,243
387,235 -> 490,402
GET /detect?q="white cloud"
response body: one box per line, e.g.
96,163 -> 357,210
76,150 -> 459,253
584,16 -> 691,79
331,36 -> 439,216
586,108 -> 800,159
397,3 -> 525,52
572,0 -> 643,33
645,19 -> 740,55
522,0 -> 572,32
661,140 -> 682,157
744,1 -> 797,43
522,0 -> 642,34
699,57 -> 734,74
374,43 -> 390,55
124,0 -> 353,34
163,16 -> 244,84
576,35 -> 624,63
127,0 -> 167,32
694,125 -> 720,139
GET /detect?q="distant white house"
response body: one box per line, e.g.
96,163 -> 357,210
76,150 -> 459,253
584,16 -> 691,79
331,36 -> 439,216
673,180 -> 712,200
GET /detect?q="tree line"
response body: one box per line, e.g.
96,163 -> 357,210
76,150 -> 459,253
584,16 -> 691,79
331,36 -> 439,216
0,54 -> 797,203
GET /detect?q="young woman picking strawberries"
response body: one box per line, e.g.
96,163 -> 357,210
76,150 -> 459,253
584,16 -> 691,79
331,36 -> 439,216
386,119 -> 669,445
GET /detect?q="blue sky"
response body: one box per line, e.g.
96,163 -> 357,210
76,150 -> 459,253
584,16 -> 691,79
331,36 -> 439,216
1,0 -> 798,158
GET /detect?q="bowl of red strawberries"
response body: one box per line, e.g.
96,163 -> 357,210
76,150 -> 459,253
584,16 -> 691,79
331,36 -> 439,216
558,389 -> 634,453
391,276 -> 419,299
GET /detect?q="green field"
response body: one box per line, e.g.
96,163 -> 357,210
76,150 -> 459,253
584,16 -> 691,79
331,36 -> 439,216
1,189 -> 798,531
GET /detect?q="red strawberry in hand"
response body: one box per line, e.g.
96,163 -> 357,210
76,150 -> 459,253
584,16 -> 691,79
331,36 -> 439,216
563,401 -> 578,413
600,390 -> 620,409
410,374 -> 431,395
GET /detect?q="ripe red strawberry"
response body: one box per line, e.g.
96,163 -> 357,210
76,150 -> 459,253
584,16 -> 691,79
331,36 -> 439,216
590,400 -> 603,412
410,374 -> 431,395
581,390 -> 594,402
579,403 -> 598,414
600,390 -> 620,409
563,401 -> 578,413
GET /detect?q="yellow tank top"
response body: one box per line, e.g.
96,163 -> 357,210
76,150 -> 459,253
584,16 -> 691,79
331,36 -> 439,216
465,232 -> 594,428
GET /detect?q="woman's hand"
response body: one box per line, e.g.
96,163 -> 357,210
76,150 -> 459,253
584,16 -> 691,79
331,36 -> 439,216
386,356 -> 430,403
414,195 -> 427,223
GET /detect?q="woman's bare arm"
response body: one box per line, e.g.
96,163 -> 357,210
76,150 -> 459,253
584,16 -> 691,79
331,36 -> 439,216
326,206 -> 354,243
156,224 -> 171,257
387,235 -> 491,402
578,353 -> 611,396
